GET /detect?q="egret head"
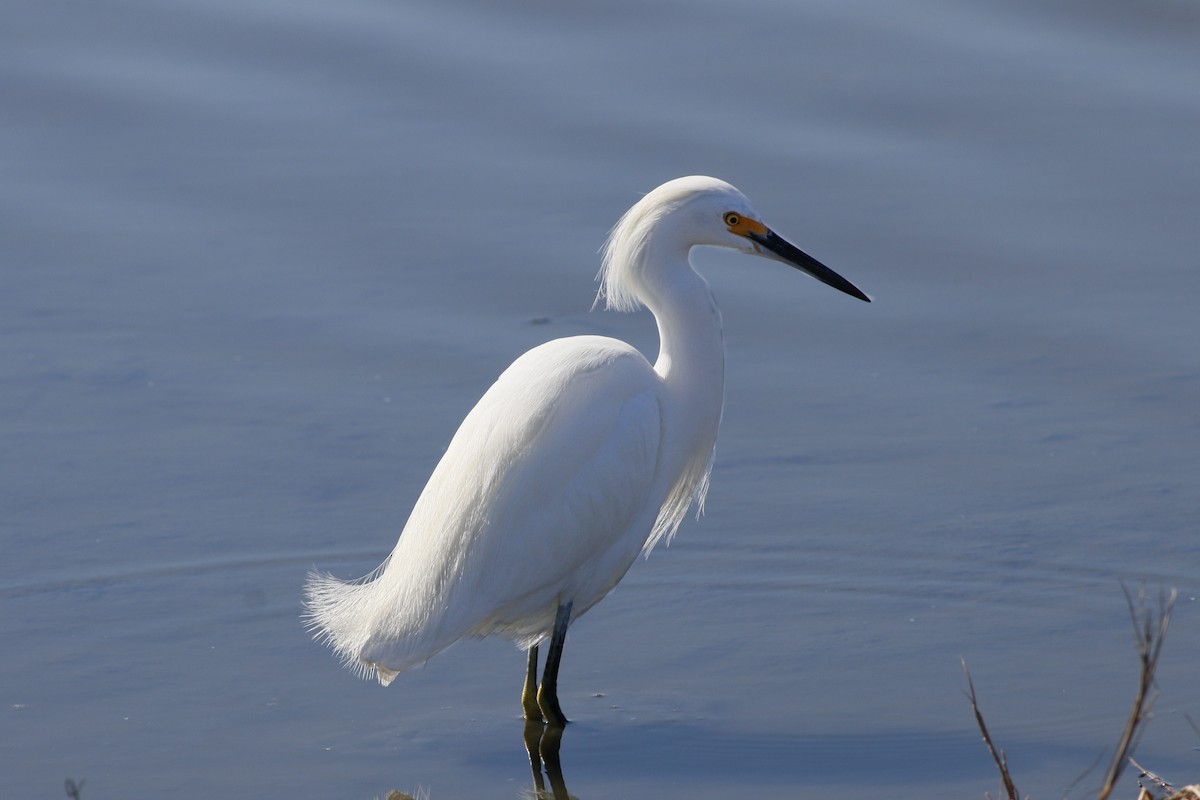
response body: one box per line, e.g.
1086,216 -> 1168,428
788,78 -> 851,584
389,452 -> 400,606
599,176 -> 869,312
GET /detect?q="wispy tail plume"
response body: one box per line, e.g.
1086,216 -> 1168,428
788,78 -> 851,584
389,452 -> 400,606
303,568 -> 391,683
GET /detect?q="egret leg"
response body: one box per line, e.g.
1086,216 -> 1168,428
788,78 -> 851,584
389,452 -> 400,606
537,600 -> 573,727
522,645 -> 543,721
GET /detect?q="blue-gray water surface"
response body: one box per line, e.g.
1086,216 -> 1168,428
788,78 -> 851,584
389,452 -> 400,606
2,0 -> 1198,797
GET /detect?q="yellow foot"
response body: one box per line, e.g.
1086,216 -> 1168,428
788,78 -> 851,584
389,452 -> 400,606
537,687 -> 569,727
522,687 -> 544,722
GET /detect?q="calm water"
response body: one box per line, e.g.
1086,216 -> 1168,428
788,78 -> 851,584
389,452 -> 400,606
3,0 -> 1198,797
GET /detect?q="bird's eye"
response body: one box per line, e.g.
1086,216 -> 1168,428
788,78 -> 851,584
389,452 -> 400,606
724,212 -> 740,227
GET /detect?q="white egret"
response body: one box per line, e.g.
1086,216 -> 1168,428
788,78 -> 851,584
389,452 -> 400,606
304,176 -> 869,725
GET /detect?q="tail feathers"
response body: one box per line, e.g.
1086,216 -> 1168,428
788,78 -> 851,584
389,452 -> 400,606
303,568 -> 393,683
303,566 -> 461,685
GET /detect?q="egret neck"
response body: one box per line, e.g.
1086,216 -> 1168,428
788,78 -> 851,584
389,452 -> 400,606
639,238 -> 726,500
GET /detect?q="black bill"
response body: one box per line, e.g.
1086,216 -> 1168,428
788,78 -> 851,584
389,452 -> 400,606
748,229 -> 870,303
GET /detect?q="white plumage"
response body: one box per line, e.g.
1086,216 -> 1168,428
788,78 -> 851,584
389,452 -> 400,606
304,176 -> 868,721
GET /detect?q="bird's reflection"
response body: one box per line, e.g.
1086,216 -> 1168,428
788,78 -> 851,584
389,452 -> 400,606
523,719 -> 573,799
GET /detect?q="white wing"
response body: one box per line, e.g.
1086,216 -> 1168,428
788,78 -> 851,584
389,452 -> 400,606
342,335 -> 665,675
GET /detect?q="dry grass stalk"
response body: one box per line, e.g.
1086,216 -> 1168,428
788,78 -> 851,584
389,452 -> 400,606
963,659 -> 1022,800
967,585 -> 1181,800
1095,586 -> 1176,800
1131,756 -> 1174,795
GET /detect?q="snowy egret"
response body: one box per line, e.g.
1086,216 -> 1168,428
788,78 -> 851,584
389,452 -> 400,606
304,176 -> 868,725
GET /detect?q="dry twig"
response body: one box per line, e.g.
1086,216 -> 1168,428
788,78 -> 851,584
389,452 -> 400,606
1096,586 -> 1176,800
1131,756 -> 1173,795
964,659 -> 1022,800
966,585 -> 1184,800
